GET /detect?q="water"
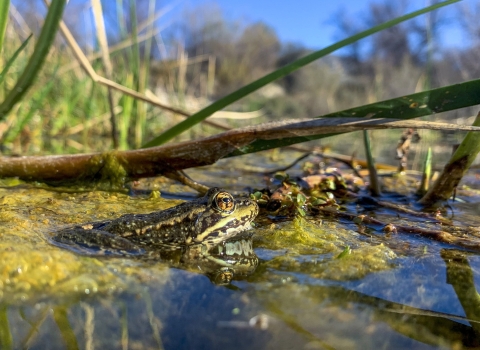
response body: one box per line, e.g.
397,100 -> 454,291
1,151 -> 479,349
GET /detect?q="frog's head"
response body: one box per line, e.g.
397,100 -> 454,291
191,188 -> 258,244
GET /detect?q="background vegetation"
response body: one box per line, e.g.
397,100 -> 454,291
1,0 -> 480,168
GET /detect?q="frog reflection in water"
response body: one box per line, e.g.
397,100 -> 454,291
52,188 -> 259,282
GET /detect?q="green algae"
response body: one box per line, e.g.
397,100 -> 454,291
0,180 -> 393,301
0,186 -> 177,303
254,217 -> 341,253
92,152 -> 128,188
255,217 -> 397,280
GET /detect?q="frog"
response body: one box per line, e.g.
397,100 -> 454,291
52,187 -> 259,256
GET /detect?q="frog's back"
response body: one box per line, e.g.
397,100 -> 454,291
51,188 -> 258,254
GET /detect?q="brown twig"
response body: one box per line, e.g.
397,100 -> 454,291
0,117 -> 478,185
162,170 -> 209,194
289,145 -> 398,171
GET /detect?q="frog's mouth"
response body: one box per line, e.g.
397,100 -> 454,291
192,200 -> 258,243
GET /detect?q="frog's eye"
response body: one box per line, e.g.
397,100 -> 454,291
212,191 -> 236,214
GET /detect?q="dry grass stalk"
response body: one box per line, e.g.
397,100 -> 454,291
42,1 -> 209,121
91,0 -> 118,147
45,4 -> 230,133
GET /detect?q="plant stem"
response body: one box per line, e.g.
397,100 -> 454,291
419,111 -> 480,205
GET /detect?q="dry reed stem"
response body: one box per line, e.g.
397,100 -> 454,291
43,0 -> 229,131
66,106 -> 123,135
58,1 -> 176,74
144,89 -> 261,120
9,3 -> 32,37
57,28 -> 162,75
91,0 -> 118,147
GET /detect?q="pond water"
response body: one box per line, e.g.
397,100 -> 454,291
0,151 -> 479,349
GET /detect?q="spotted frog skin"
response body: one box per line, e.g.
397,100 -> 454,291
52,188 -> 259,254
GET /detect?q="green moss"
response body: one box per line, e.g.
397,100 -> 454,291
82,152 -> 128,189
98,152 -> 128,187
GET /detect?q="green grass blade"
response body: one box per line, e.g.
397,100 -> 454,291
0,0 -> 9,52
142,0 -> 460,147
0,34 -> 33,85
363,130 -> 381,196
3,77 -> 55,143
227,77 -> 480,156
0,0 -> 66,121
416,147 -> 432,196
322,79 -> 480,120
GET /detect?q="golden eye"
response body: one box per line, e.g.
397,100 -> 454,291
213,191 -> 236,214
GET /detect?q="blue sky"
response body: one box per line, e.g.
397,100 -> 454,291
169,0 -> 469,50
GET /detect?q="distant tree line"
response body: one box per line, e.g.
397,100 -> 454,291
156,1 -> 480,121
